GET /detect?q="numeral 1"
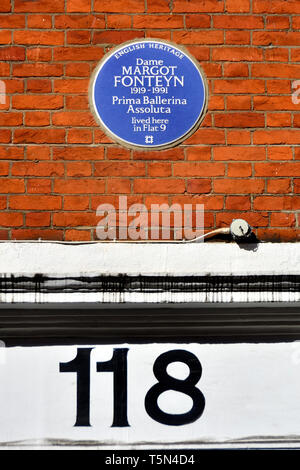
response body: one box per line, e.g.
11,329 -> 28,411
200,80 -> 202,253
96,348 -> 129,427
59,348 -> 93,427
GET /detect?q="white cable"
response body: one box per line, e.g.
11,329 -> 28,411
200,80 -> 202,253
186,227 -> 231,243
2,227 -> 231,244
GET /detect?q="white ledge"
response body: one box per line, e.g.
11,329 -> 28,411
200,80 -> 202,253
0,241 -> 298,277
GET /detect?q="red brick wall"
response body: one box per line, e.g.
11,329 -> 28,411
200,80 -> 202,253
1,0 -> 300,241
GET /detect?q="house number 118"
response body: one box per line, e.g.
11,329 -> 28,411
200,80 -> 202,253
59,348 -> 205,427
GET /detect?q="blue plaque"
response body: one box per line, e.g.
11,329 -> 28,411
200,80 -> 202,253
89,39 -> 208,150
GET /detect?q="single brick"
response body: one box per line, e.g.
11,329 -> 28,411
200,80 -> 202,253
14,129 -> 66,144
107,178 -> 131,193
14,30 -> 64,45
0,0 -> 11,12
0,179 -> 25,193
67,0 -> 91,12
225,196 -> 251,210
14,0 -> 65,12
12,162 -> 64,177
66,162 -> 92,177
25,112 -> 50,127
27,14 -> 52,28
134,178 -> 185,194
27,179 -> 52,194
67,129 -> 93,144
227,163 -> 252,177
148,162 -> 172,177
67,30 -> 92,44
53,147 -> 104,160
187,179 -> 211,194
94,0 -> 145,12
54,178 -> 105,194
173,162 -> 225,177
214,179 -> 265,194
214,146 -> 266,160
267,179 -> 291,194
26,212 -> 51,227
64,195 -> 90,210
12,95 -> 63,110
173,0 -> 224,12
13,63 -> 63,77
10,195 -> 62,210
55,14 -> 105,29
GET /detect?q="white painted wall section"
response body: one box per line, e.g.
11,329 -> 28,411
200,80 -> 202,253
0,242 -> 297,277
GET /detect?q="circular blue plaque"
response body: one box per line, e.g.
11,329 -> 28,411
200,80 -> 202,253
89,39 -> 208,150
